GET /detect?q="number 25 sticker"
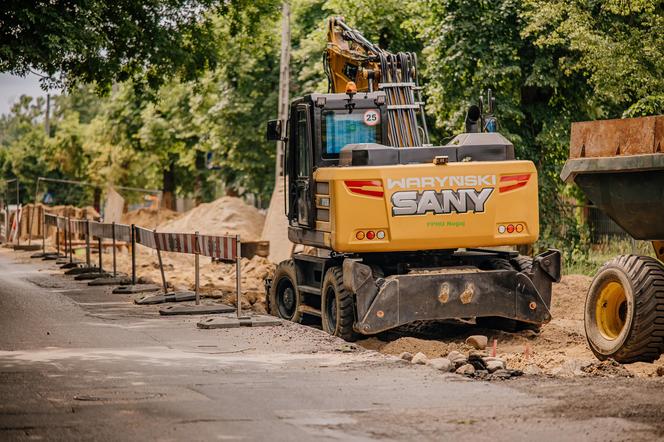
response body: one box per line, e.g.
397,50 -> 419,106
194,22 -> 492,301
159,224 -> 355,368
363,110 -> 380,126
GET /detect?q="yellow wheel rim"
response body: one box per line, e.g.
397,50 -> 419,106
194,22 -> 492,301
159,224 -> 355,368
595,281 -> 628,340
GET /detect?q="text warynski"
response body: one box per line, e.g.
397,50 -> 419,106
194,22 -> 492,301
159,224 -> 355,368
387,175 -> 497,190
388,175 -> 496,217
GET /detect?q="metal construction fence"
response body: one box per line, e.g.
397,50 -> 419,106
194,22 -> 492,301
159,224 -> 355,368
40,212 -> 245,318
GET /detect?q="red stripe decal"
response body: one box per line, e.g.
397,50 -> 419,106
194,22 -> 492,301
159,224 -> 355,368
348,188 -> 384,197
500,174 -> 530,182
499,174 -> 530,192
345,180 -> 384,198
344,180 -> 381,187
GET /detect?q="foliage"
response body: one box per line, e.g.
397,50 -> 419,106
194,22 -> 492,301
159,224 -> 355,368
0,0 -> 279,92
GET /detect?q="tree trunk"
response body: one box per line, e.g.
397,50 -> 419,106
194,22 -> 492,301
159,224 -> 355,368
93,187 -> 102,214
162,161 -> 176,210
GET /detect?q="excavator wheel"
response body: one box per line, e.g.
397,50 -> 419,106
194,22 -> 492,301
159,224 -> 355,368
585,255 -> 664,363
511,255 -> 533,273
268,259 -> 302,323
478,257 -> 513,271
321,266 -> 359,341
476,255 -> 540,333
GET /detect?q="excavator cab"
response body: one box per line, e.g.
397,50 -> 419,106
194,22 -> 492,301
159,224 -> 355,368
268,91 -> 388,230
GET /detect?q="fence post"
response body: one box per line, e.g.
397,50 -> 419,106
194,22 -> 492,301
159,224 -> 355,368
28,179 -> 39,245
56,220 -> 60,257
16,206 -> 21,246
97,230 -> 103,274
194,231 -> 200,306
67,216 -> 73,264
131,224 -> 136,285
85,220 -> 91,268
154,229 -> 169,294
41,211 -> 46,255
235,235 -> 244,319
112,222 -> 117,277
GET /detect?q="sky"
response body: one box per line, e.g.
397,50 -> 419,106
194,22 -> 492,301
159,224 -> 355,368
0,72 -> 53,116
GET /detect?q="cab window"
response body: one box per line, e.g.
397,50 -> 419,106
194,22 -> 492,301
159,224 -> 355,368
321,109 -> 382,158
296,108 -> 310,177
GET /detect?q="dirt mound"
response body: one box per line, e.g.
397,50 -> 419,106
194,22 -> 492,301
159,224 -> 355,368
582,359 -> 634,378
361,336 -> 474,357
157,196 -> 265,241
357,274 -> 664,378
121,208 -> 181,229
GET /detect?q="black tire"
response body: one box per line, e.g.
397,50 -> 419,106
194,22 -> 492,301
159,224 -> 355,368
478,257 -> 513,271
477,255 -> 540,333
321,266 -> 358,341
584,255 -> 664,363
511,255 -> 533,273
268,260 -> 302,323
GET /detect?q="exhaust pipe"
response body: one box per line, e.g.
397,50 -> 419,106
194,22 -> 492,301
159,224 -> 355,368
465,105 -> 481,133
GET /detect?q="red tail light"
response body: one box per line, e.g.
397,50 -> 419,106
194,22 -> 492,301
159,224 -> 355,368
345,180 -> 384,198
499,174 -> 530,192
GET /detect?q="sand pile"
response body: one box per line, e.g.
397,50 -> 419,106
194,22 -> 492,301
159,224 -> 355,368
121,208 -> 181,229
157,197 -> 265,241
358,274 -> 664,378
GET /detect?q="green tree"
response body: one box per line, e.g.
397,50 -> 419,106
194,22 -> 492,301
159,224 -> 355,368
0,0 -> 280,91
523,0 -> 664,118
409,0 -> 598,255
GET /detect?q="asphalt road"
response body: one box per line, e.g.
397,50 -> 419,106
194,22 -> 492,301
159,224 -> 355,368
1,248 -> 663,441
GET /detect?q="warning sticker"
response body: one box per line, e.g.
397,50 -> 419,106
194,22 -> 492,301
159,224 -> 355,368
363,110 -> 380,126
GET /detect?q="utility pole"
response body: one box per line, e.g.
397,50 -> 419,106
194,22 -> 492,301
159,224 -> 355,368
275,0 -> 291,182
45,93 -> 50,136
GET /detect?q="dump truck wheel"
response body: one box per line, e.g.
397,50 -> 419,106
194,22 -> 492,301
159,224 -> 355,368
269,260 -> 302,323
585,255 -> 664,363
321,266 -> 358,341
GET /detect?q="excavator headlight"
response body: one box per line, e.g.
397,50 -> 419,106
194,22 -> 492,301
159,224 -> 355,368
316,96 -> 327,107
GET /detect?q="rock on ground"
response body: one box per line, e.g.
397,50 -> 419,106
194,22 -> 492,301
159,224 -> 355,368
399,352 -> 414,362
485,359 -> 505,373
456,364 -> 476,375
465,335 -> 488,350
552,359 -> 592,377
411,352 -> 428,365
523,364 -> 543,376
428,358 -> 453,372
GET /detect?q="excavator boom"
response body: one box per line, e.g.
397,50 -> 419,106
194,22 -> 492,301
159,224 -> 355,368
325,17 -> 429,146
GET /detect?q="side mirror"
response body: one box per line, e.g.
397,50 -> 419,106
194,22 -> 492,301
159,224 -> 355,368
266,119 -> 284,141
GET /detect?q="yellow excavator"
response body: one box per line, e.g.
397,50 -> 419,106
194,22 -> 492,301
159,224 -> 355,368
265,17 -> 561,340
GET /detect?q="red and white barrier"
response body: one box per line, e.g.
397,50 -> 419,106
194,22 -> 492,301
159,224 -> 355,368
155,232 -> 198,254
198,234 -> 238,261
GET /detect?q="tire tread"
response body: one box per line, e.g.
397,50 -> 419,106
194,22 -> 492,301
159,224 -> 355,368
592,255 -> 664,363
